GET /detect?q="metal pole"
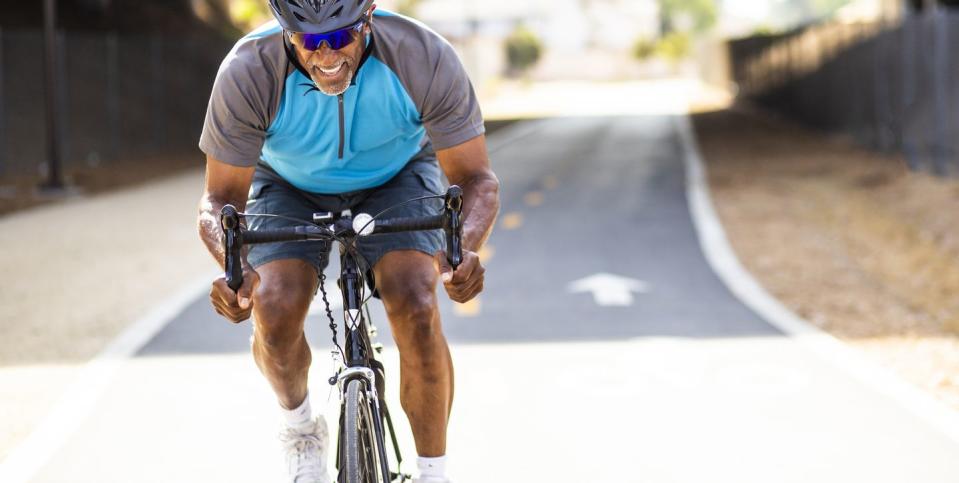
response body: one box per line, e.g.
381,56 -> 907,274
107,32 -> 119,161
900,14 -> 919,171
151,33 -> 165,151
0,27 -> 5,179
40,0 -> 65,190
931,7 -> 950,175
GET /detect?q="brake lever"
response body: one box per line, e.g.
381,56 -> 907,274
220,205 -> 244,292
444,186 -> 464,270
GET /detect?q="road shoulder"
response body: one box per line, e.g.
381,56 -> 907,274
693,107 -> 959,412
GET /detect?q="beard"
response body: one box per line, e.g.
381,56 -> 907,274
309,64 -> 354,96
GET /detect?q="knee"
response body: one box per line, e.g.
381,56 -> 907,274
253,280 -> 312,351
384,285 -> 441,348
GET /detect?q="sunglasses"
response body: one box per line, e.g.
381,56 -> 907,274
290,19 -> 367,52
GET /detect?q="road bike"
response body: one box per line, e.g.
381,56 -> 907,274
219,186 -> 463,483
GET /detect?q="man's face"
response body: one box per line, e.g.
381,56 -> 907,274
289,23 -> 370,96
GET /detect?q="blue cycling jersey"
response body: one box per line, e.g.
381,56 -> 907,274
200,10 -> 484,194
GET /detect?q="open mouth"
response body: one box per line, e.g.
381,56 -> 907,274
314,61 -> 347,77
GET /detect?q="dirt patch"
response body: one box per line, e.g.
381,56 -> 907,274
693,107 -> 959,411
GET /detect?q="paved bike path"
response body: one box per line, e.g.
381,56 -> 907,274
26,110 -> 959,482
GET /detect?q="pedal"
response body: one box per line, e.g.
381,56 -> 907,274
391,472 -> 413,482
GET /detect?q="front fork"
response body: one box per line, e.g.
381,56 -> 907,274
334,254 -> 407,481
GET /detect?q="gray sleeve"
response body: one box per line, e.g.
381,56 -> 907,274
418,42 -> 485,150
199,41 -> 279,167
374,16 -> 485,150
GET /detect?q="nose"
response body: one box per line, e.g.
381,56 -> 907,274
310,42 -> 340,62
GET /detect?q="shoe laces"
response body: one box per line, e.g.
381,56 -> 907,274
280,421 -> 329,482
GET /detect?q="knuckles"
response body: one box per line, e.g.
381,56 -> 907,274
209,278 -> 253,323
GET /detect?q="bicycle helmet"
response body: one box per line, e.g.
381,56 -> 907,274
268,0 -> 375,34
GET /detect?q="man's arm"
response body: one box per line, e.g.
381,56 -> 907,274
197,155 -> 261,322
434,134 -> 500,303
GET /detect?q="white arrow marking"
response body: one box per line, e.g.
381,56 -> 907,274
567,273 -> 650,306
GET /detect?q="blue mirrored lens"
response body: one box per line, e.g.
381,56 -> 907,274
300,22 -> 362,51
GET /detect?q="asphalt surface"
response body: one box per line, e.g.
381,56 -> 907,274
25,113 -> 959,482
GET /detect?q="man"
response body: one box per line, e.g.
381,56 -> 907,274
196,1 -> 499,482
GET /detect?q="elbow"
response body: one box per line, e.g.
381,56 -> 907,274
480,171 -> 500,201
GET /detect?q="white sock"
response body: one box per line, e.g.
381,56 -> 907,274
417,455 -> 447,479
280,393 -> 313,430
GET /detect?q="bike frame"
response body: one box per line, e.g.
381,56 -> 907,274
335,247 -> 396,481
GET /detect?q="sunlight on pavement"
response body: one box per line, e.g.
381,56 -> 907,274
453,298 -> 482,317
12,335 -> 959,482
500,212 -> 523,230
482,79 -> 698,119
542,175 -> 559,190
481,78 -> 732,121
477,245 -> 495,263
523,191 -> 544,207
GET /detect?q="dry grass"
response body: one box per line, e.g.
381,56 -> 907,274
694,106 -> 959,410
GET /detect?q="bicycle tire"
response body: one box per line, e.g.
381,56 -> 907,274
341,378 -> 389,483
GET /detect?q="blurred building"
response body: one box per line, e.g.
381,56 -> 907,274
717,0 -> 907,38
411,0 -> 659,83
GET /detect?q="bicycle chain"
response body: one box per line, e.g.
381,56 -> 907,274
317,272 -> 344,384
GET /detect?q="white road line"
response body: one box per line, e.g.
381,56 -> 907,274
675,114 -> 959,445
0,274 -> 215,483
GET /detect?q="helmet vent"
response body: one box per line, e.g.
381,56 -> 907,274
331,6 -> 343,18
293,11 -> 308,22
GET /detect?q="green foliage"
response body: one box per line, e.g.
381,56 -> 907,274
655,31 -> 691,62
632,37 -> 657,61
395,0 -> 423,17
751,24 -> 778,36
505,26 -> 543,74
660,0 -> 717,33
812,0 -> 853,16
229,0 -> 272,31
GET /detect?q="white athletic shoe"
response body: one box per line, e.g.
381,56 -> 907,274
279,416 -> 332,483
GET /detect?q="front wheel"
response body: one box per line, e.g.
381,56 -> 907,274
340,378 -> 389,483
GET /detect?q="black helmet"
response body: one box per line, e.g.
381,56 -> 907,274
268,0 -> 375,34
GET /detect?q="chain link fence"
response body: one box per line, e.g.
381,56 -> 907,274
0,28 -> 231,182
728,10 -> 959,175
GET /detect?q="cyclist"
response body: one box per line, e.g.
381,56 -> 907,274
196,1 -> 499,482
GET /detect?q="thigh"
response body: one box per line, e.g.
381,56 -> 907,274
351,158 -> 445,290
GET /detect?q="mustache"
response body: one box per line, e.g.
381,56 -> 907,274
307,58 -> 352,71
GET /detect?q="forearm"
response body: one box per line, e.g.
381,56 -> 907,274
197,194 -> 248,271
458,172 -> 500,253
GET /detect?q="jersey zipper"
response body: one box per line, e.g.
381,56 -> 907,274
337,94 -> 345,159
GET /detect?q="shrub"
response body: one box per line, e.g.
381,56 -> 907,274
656,32 -> 691,62
505,26 -> 543,75
632,37 -> 657,61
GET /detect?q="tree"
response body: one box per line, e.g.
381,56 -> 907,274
659,0 -> 717,35
505,26 -> 543,76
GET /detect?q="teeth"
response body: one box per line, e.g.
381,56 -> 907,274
319,62 -> 344,75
